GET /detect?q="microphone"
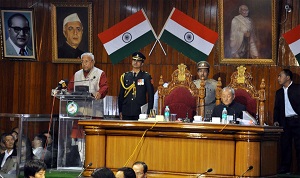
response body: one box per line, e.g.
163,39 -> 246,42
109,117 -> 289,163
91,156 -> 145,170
226,104 -> 239,124
55,79 -> 69,90
58,79 -> 69,89
78,162 -> 92,177
239,166 -> 253,177
197,168 -> 213,177
185,105 -> 202,122
51,79 -> 69,96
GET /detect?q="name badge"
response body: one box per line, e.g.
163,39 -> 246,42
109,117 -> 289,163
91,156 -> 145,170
137,79 -> 144,85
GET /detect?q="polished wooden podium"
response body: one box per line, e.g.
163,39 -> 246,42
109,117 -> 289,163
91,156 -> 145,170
78,120 -> 282,177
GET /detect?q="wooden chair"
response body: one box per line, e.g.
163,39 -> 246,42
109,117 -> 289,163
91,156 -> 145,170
227,66 -> 266,125
158,64 -> 205,119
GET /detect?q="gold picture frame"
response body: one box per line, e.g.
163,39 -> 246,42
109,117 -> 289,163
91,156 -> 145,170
218,0 -> 277,64
0,9 -> 37,61
51,2 -> 92,63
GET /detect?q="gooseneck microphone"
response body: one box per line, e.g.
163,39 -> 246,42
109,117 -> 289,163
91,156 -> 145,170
239,166 -> 253,177
226,104 -> 239,124
197,168 -> 213,177
78,162 -> 92,177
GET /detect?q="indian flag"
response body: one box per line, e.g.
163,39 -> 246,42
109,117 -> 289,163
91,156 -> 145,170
98,9 -> 156,64
283,24 -> 300,63
159,8 -> 218,63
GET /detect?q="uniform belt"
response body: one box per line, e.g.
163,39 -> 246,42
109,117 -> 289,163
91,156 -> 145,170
285,115 -> 299,119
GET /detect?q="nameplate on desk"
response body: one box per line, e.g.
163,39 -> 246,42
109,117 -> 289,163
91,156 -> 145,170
138,115 -> 164,122
212,117 -> 221,124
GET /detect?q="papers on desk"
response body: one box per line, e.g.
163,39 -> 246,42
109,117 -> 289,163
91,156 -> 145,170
138,115 -> 164,122
241,111 -> 257,125
140,103 -> 148,114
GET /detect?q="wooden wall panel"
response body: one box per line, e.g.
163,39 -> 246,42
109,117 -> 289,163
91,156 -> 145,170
0,0 -> 300,133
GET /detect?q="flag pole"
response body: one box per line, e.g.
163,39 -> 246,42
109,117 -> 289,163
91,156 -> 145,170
150,7 -> 175,56
141,9 -> 166,56
149,40 -> 158,56
157,40 -> 166,55
149,39 -> 166,56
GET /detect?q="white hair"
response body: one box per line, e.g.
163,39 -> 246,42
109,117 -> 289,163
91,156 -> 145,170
81,52 -> 94,61
222,87 -> 235,96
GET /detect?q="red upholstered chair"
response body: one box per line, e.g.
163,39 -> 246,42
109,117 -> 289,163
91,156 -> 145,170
234,89 -> 257,117
158,64 -> 205,120
164,87 -> 196,118
227,66 -> 266,125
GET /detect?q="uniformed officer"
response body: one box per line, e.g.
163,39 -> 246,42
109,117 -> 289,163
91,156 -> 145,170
118,52 -> 154,120
193,61 -> 217,117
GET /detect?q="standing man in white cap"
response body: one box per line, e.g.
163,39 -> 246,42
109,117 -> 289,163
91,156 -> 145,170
58,13 -> 84,58
193,61 -> 217,117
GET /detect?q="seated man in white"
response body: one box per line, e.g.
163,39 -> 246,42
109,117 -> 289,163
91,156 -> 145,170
32,134 -> 52,168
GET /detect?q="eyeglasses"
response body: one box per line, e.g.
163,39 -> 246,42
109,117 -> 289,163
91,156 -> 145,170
9,26 -> 30,34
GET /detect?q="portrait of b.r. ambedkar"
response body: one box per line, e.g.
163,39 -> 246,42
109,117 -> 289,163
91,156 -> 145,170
5,13 -> 33,56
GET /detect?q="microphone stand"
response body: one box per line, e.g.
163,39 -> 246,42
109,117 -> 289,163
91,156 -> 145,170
239,166 -> 253,177
197,168 -> 213,177
184,105 -> 202,123
78,162 -> 92,177
226,105 -> 239,124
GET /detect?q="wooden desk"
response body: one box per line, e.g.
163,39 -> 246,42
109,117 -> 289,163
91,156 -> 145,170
78,120 -> 282,177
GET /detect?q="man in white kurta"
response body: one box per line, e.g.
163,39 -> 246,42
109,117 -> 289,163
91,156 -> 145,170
67,52 -> 108,164
68,52 -> 108,117
230,5 -> 259,59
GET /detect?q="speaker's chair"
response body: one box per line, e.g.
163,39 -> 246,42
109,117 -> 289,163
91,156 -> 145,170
158,64 -> 205,119
227,66 -> 266,125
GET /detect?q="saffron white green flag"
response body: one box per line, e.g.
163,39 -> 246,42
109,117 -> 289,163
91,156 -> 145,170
98,9 -> 156,64
283,24 -> 300,63
159,8 -> 218,63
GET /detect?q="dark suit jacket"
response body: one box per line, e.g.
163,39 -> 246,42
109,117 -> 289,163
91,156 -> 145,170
212,101 -> 246,119
0,149 -> 17,174
118,71 -> 154,117
58,42 -> 83,58
274,82 -> 300,127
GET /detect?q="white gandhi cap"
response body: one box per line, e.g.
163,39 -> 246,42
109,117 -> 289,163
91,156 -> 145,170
63,13 -> 81,27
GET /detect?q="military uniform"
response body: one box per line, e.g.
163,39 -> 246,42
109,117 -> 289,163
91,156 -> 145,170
193,78 -> 217,113
193,61 -> 217,117
118,52 -> 154,120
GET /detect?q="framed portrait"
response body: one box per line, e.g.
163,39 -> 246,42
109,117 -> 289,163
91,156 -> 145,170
51,3 -> 92,63
0,9 -> 36,61
218,0 -> 278,64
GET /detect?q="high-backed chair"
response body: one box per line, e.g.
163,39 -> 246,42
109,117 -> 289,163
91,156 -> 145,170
227,66 -> 266,125
158,64 -> 205,119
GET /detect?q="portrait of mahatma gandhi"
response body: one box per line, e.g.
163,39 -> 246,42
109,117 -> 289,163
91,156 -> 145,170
219,0 -> 276,65
58,13 -> 84,58
1,10 -> 36,59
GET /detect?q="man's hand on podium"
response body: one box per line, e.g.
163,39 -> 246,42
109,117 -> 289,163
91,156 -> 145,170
93,92 -> 101,100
